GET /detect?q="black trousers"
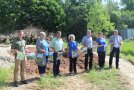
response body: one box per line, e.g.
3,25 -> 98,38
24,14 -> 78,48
53,53 -> 61,76
85,48 -> 93,71
69,57 -> 77,73
38,56 -> 48,74
109,47 -> 120,68
97,51 -> 106,68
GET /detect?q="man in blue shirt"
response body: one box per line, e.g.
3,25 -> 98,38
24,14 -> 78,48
82,30 -> 93,71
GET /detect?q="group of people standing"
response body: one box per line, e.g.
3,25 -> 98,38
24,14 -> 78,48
11,29 -> 122,87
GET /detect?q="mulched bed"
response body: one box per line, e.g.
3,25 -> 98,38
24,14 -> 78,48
25,47 -> 98,75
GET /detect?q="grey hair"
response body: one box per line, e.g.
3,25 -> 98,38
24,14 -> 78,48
87,30 -> 91,33
114,30 -> 118,32
40,32 -> 46,36
68,34 -> 75,40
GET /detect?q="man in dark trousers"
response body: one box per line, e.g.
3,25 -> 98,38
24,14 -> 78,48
82,30 -> 93,72
50,31 -> 64,77
109,30 -> 123,69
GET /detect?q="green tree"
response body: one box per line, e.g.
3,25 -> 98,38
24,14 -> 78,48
121,11 -> 134,28
65,4 -> 88,40
87,2 -> 114,34
28,0 -> 66,32
0,0 -> 66,33
122,0 -> 134,11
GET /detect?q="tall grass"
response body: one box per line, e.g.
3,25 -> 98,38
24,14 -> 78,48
82,67 -> 127,90
120,40 -> 134,64
0,67 -> 11,88
121,40 -> 134,56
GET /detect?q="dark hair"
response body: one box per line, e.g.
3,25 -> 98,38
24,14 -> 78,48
98,32 -> 103,35
56,31 -> 61,34
18,30 -> 24,33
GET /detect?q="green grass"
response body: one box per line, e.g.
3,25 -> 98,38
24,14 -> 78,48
119,40 -> 134,64
0,67 -> 12,88
82,67 -> 127,90
38,73 -> 64,89
121,40 -> 134,56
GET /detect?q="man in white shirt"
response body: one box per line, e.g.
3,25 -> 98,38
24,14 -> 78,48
109,30 -> 123,69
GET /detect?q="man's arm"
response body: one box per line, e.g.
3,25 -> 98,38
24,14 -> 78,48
109,36 -> 114,45
119,36 -> 123,45
11,39 -> 18,54
81,37 -> 85,47
49,38 -> 56,52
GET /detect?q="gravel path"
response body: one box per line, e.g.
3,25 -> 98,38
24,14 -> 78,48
106,56 -> 134,90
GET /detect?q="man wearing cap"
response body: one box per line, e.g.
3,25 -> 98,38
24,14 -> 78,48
50,31 -> 64,77
82,30 -> 93,72
109,30 -> 123,69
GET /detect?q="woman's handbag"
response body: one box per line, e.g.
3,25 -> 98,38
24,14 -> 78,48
72,50 -> 78,58
16,52 -> 25,60
26,52 -> 36,60
35,53 -> 46,66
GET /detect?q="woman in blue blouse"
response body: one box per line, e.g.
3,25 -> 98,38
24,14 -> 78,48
36,32 -> 49,78
67,34 -> 78,75
96,32 -> 107,69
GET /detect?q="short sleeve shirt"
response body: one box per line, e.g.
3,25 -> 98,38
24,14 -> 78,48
11,38 -> 26,53
68,41 -> 78,57
50,37 -> 64,52
96,38 -> 106,52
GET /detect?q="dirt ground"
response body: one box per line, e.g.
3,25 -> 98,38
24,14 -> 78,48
25,46 -> 98,75
1,45 -> 134,90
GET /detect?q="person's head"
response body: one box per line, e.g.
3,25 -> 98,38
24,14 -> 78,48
56,31 -> 62,38
68,34 -> 75,41
98,32 -> 103,38
86,30 -> 92,37
114,30 -> 118,36
18,30 -> 24,39
40,32 -> 46,40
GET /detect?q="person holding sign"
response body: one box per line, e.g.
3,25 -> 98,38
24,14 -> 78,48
96,32 -> 107,70
67,34 -> 78,75
82,30 -> 93,72
109,30 -> 123,69
36,32 -> 49,78
11,30 -> 28,87
50,31 -> 64,77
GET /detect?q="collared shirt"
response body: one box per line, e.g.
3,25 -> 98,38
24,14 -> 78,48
11,37 -> 26,53
50,37 -> 64,52
114,36 -> 119,48
68,41 -> 78,57
96,38 -> 106,52
82,35 -> 93,47
36,39 -> 49,56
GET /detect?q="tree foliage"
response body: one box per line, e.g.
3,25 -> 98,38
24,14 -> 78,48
0,0 -> 66,33
122,0 -> 134,11
87,2 -> 114,33
1,0 -> 134,38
